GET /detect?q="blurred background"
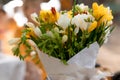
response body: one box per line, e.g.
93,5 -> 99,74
0,0 -> 120,78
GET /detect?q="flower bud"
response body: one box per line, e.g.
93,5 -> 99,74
62,35 -> 68,43
46,31 -> 54,38
26,22 -> 35,29
31,13 -> 39,24
30,51 -> 36,56
54,27 -> 59,33
9,38 -> 20,45
33,27 -> 42,38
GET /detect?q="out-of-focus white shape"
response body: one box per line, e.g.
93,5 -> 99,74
30,51 -> 37,56
40,0 -> 61,11
3,0 -> 23,17
0,53 -> 26,80
3,0 -> 27,26
13,10 -> 28,27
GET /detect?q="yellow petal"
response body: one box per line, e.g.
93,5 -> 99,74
92,2 -> 98,10
88,21 -> 97,32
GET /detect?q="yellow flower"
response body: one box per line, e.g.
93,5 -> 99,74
92,2 -> 113,25
88,21 -> 97,32
99,13 -> 113,25
40,7 -> 59,23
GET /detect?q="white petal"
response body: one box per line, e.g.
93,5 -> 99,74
74,27 -> 79,35
26,22 -> 35,29
79,3 -> 89,11
34,27 -> 42,38
71,14 -> 94,30
57,13 -> 70,30
31,13 -> 39,24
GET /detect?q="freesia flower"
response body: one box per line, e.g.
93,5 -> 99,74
74,27 -> 79,35
88,21 -> 97,33
26,22 -> 35,29
40,7 -> 59,23
71,14 -> 94,32
92,2 -> 113,25
57,13 -> 70,30
78,3 -> 89,11
31,13 -> 39,24
62,35 -> 68,43
9,38 -> 20,45
33,27 -> 42,38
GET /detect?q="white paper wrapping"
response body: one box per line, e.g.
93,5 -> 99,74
28,40 -> 106,80
0,53 -> 26,80
68,42 -> 99,68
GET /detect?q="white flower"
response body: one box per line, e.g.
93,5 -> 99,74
33,27 -> 42,38
31,13 -> 39,24
57,13 -> 70,30
71,14 -> 94,34
26,22 -> 35,29
9,38 -> 20,45
79,3 -> 89,11
62,35 -> 68,43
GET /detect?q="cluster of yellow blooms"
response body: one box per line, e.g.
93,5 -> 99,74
39,2 -> 113,33
40,7 -> 59,23
92,3 -> 113,25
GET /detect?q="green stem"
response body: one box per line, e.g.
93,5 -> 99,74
72,0 -> 77,17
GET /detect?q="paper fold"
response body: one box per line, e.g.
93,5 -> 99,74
29,40 -> 105,80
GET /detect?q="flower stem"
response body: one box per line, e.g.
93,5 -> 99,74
72,0 -> 77,17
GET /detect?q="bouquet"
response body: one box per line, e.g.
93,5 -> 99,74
10,2 -> 114,80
